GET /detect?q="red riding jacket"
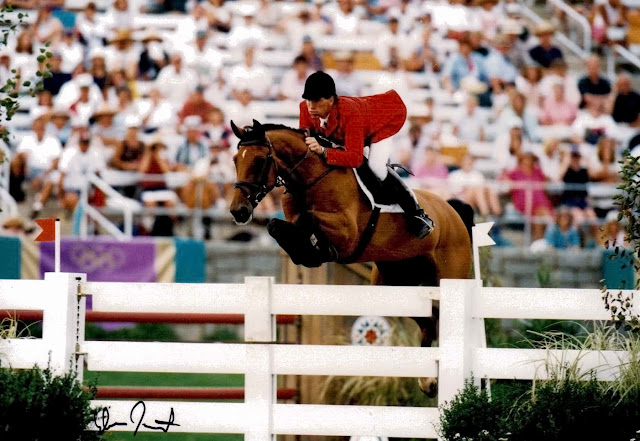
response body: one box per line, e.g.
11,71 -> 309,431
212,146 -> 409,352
299,89 -> 408,168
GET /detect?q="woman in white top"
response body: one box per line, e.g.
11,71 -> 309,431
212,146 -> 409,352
448,153 -> 502,217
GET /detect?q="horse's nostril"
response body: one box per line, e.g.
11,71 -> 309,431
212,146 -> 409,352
239,206 -> 249,218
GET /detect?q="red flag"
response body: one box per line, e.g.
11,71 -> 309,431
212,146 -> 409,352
34,218 -> 55,242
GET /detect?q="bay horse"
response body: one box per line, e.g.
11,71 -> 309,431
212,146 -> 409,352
229,120 -> 473,396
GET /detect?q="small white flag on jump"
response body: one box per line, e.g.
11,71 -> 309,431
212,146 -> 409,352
473,222 -> 496,247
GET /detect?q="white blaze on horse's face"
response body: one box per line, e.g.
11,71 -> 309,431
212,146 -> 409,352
230,145 -> 271,226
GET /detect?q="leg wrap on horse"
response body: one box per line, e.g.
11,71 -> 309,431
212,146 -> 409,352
267,216 -> 337,268
382,166 -> 434,239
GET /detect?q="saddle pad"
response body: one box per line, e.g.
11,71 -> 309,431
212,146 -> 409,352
353,168 -> 404,214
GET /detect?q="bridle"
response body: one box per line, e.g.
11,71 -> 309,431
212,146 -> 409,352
234,130 -> 334,207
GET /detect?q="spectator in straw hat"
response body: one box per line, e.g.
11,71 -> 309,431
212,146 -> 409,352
138,29 -> 169,81
91,104 -> 120,153
46,104 -> 72,146
105,28 -> 140,80
528,21 -> 563,68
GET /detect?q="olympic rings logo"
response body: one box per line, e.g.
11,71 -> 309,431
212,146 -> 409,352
69,243 -> 126,272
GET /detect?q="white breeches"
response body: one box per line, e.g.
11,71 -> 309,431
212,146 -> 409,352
366,138 -> 393,180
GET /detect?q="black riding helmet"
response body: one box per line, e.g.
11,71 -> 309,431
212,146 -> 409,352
302,71 -> 337,101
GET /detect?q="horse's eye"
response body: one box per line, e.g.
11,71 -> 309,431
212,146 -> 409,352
254,158 -> 265,171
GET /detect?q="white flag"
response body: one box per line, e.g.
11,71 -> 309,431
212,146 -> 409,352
473,222 -> 496,247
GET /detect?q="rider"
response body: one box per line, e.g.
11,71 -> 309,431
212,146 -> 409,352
300,70 -> 434,238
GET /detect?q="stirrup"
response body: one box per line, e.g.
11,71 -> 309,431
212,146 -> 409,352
407,212 -> 434,239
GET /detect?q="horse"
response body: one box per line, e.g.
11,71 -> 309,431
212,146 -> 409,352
229,119 -> 473,396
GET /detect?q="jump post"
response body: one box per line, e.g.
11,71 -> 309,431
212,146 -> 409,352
0,273 -> 634,440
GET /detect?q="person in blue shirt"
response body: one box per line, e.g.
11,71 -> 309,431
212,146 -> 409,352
441,36 -> 488,93
484,33 -> 519,95
545,206 -> 581,249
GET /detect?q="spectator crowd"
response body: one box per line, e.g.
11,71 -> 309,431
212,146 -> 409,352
0,0 -> 638,249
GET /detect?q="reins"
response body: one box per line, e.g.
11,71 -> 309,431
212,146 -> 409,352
234,130 -> 337,205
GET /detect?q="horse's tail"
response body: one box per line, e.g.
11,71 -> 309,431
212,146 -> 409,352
446,198 -> 474,245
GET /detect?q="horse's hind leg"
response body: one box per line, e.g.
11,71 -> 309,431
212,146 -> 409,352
374,258 -> 440,397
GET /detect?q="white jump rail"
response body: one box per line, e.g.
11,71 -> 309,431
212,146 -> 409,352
0,275 -> 636,440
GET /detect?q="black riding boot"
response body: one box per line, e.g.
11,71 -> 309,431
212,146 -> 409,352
382,167 -> 434,239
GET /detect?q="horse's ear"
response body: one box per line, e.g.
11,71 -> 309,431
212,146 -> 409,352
230,120 -> 244,139
252,119 -> 264,136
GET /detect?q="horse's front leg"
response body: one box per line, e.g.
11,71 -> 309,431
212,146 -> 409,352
267,218 -> 337,268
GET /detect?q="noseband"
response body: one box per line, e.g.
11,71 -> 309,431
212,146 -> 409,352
234,135 -> 279,207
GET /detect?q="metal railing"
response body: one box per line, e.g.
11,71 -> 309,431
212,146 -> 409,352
518,0 -> 590,60
72,170 -> 619,248
606,44 -> 640,78
547,0 -> 592,56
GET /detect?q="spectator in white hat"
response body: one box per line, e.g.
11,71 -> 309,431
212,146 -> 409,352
69,73 -> 103,122
227,6 -> 266,50
55,70 -> 103,109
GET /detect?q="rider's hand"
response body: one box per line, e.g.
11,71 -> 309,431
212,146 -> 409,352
305,137 -> 326,157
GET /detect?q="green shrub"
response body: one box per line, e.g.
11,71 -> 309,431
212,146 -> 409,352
203,325 -> 241,342
439,376 -> 640,441
86,323 -> 179,341
0,362 -> 104,441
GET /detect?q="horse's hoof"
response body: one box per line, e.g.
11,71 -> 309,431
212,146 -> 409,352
419,377 -> 438,398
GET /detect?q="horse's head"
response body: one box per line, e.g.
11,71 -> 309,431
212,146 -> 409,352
229,119 -> 279,225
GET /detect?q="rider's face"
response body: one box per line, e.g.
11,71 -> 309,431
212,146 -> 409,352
306,97 -> 334,119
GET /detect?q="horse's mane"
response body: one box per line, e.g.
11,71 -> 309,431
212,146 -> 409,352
261,124 -> 332,144
261,123 -> 305,134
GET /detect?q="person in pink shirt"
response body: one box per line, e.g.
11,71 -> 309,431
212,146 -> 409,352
539,81 -> 578,126
413,147 -> 451,199
501,151 -> 555,241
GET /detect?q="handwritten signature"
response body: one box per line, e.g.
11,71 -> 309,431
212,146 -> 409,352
93,401 -> 180,436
